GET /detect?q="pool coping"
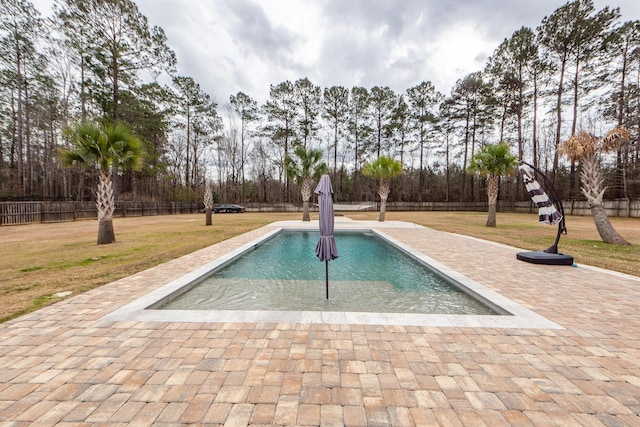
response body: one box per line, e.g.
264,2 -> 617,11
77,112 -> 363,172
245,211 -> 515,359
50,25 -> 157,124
102,220 -> 562,329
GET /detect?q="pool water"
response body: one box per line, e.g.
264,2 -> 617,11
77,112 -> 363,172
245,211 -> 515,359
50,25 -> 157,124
158,230 -> 496,315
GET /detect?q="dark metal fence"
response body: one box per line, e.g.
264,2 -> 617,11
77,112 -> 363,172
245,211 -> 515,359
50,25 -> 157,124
0,201 -> 202,225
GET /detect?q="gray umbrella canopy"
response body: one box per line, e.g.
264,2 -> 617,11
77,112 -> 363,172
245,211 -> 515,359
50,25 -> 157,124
314,175 -> 338,299
314,175 -> 339,262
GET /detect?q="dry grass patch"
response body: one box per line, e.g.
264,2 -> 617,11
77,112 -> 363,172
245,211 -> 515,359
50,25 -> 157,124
0,213 -> 298,322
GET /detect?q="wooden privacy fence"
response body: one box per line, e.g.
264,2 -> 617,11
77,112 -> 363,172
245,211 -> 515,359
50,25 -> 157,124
0,201 -> 202,225
240,199 -> 640,217
385,199 -> 640,218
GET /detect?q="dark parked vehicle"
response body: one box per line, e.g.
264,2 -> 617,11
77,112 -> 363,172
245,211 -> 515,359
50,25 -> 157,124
213,204 -> 245,213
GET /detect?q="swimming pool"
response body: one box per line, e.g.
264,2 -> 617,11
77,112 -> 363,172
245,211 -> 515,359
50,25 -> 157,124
103,222 -> 562,328
156,230 -> 497,315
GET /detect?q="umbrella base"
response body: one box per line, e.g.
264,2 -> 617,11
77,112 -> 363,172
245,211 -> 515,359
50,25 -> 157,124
516,251 -> 574,266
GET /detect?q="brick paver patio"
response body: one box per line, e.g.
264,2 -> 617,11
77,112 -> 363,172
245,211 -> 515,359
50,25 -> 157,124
1,220 -> 640,426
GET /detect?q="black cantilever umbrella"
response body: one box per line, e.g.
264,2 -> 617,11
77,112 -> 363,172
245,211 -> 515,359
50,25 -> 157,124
314,175 -> 339,299
516,161 -> 573,265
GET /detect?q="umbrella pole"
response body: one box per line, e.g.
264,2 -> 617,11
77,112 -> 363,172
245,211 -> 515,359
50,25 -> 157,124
325,260 -> 329,300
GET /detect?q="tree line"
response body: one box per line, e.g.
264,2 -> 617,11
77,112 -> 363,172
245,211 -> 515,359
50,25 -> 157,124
1,0 -> 639,206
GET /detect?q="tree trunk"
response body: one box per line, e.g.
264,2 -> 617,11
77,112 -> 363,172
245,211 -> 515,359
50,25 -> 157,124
551,57 -> 567,183
418,137 -> 424,203
333,121 -> 338,176
301,178 -> 312,222
590,204 -> 630,246
615,45 -> 628,199
16,36 -> 25,196
378,179 -> 390,222
516,65 -> 524,201
302,200 -> 310,222
185,105 -> 191,189
378,197 -> 387,222
204,181 -> 213,225
486,176 -> 498,227
112,47 -> 119,122
580,155 -> 630,246
80,53 -> 86,120
96,168 -> 116,244
97,219 -> 115,245
461,110 -> 470,200
532,71 -> 538,170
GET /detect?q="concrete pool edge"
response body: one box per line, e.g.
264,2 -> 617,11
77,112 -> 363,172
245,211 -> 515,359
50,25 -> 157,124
102,220 -> 564,329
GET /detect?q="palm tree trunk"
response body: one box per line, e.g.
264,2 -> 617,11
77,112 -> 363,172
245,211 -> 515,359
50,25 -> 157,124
378,179 -> 390,222
204,182 -> 213,226
591,204 -> 630,245
486,176 -> 498,227
580,155 -> 630,246
302,200 -> 310,222
379,197 -> 387,222
301,178 -> 312,222
98,219 -> 115,245
97,168 -> 116,244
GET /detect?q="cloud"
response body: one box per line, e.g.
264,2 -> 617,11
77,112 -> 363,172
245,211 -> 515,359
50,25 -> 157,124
29,0 -> 640,106
221,0 -> 298,67
321,0 -> 411,37
310,1 -> 500,96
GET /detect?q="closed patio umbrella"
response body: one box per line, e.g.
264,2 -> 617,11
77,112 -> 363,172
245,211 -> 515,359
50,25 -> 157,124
518,163 -> 562,225
314,174 -> 338,299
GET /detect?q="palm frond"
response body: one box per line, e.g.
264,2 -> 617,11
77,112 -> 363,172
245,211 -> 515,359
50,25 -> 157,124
60,121 -> 145,172
601,126 -> 630,152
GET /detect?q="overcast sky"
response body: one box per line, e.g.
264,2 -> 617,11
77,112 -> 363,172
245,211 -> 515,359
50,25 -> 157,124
32,0 -> 640,106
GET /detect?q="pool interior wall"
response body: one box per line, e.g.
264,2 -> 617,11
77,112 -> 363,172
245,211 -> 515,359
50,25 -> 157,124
102,224 -> 563,329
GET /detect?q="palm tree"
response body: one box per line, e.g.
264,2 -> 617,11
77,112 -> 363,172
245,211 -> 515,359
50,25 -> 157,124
60,122 -> 144,244
558,127 -> 631,245
285,145 -> 328,221
468,141 -> 518,227
362,156 -> 403,222
203,180 -> 214,226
